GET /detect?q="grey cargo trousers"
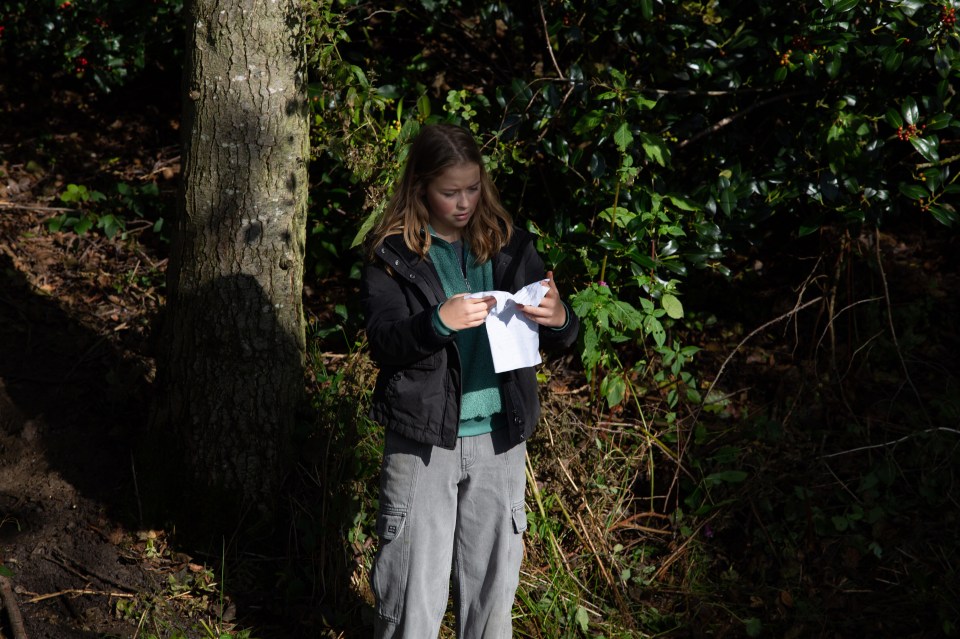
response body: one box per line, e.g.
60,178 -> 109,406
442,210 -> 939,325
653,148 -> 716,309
372,427 -> 528,639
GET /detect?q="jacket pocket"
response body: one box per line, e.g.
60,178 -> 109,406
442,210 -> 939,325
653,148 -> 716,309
408,350 -> 442,370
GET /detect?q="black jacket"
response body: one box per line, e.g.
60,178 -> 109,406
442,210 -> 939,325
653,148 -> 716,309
361,227 -> 580,449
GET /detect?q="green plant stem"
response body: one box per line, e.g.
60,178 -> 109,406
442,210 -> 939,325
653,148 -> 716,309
524,453 -> 572,576
598,174 -> 622,285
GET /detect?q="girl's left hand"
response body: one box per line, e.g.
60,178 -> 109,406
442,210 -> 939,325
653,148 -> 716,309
518,270 -> 567,328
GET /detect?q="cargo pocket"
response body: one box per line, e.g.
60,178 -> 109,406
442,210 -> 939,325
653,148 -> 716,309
371,506 -> 409,623
511,501 -> 528,535
376,508 -> 407,541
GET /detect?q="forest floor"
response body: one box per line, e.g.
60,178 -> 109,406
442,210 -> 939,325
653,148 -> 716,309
2,76 -> 960,639
0,79 -> 253,638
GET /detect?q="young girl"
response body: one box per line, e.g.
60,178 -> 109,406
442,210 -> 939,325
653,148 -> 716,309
361,123 -> 579,638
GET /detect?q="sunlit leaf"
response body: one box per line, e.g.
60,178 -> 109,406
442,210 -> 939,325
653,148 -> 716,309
614,122 -> 634,152
910,136 -> 938,163
831,0 -> 860,12
662,293 -> 683,319
902,96 -> 918,126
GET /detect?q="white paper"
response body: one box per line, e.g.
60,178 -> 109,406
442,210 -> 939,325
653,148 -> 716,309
468,280 -> 549,373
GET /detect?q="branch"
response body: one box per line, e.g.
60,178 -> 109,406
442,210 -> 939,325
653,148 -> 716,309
538,1 -> 565,80
676,91 -> 805,149
24,588 -> 134,604
699,295 -> 824,412
820,427 -> 960,459
0,201 -> 73,213
916,152 -> 960,169
0,575 -> 29,639
875,227 -> 931,425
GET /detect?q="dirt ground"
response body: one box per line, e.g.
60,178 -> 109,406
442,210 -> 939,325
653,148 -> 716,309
0,202 -> 202,639
0,73 -> 218,638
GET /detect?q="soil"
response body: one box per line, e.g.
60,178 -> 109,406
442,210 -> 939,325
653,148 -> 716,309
0,76 -> 216,638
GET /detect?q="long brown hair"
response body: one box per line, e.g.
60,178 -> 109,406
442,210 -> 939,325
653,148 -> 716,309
367,123 -> 513,263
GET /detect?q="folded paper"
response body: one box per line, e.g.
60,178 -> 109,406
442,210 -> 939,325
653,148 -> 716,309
468,280 -> 549,373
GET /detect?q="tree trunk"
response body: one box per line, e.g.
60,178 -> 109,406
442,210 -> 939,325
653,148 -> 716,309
149,0 -> 309,528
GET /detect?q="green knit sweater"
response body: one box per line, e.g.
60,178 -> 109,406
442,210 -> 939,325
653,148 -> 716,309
429,235 -> 503,436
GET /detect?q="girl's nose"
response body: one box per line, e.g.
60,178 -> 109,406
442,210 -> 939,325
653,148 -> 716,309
457,193 -> 468,209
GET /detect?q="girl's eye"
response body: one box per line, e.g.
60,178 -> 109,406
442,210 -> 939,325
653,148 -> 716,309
468,186 -> 480,193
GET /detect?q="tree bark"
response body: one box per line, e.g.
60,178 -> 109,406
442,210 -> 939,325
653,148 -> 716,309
149,0 -> 309,528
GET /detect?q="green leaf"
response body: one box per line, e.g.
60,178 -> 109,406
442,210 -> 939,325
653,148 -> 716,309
882,48 -> 903,72
575,605 -> 590,632
47,215 -> 67,233
417,93 -> 431,119
574,110 -> 605,135
706,470 -> 748,484
925,112 -> 953,130
884,108 -> 903,129
613,122 -> 634,153
74,217 -> 94,235
902,96 -> 918,126
601,374 -> 627,408
644,315 -> 666,347
831,0 -> 859,12
661,293 -> 683,319
928,204 -> 958,226
910,136 -> 938,163
745,618 -> 763,637
640,132 -> 669,166
667,195 -> 699,212
719,188 -> 736,216
0,565 -> 13,578
351,204 -> 384,248
898,183 -> 928,200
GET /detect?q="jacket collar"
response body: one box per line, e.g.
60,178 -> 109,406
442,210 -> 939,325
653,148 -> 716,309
375,234 -> 446,304
374,226 -> 533,296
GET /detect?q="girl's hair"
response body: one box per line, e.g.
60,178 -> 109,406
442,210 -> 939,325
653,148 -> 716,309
367,123 -> 513,263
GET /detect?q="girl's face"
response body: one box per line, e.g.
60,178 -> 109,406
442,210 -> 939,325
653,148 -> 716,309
423,162 -> 482,241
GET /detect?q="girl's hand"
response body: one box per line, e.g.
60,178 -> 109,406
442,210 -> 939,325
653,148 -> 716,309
439,294 -> 495,330
518,271 -> 567,328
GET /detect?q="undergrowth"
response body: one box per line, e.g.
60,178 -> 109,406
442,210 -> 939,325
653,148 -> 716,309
274,225 -> 960,639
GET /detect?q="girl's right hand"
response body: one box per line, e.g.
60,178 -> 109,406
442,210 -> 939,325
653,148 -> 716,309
439,294 -> 495,330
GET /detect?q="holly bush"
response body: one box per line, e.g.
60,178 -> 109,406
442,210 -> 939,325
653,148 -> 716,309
0,0 -> 183,90
306,0 -> 959,410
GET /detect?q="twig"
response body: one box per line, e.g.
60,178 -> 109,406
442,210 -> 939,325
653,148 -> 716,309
698,295 -> 824,415
652,514 -> 717,582
23,588 -> 134,604
814,296 -> 884,355
820,427 -> 960,459
51,550 -> 135,593
0,575 -> 29,639
916,152 -> 960,169
676,91 -> 804,149
0,201 -> 74,213
875,227 -> 932,425
538,1 -> 566,80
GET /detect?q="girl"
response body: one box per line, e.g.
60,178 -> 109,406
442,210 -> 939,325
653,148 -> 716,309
361,123 -> 579,638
